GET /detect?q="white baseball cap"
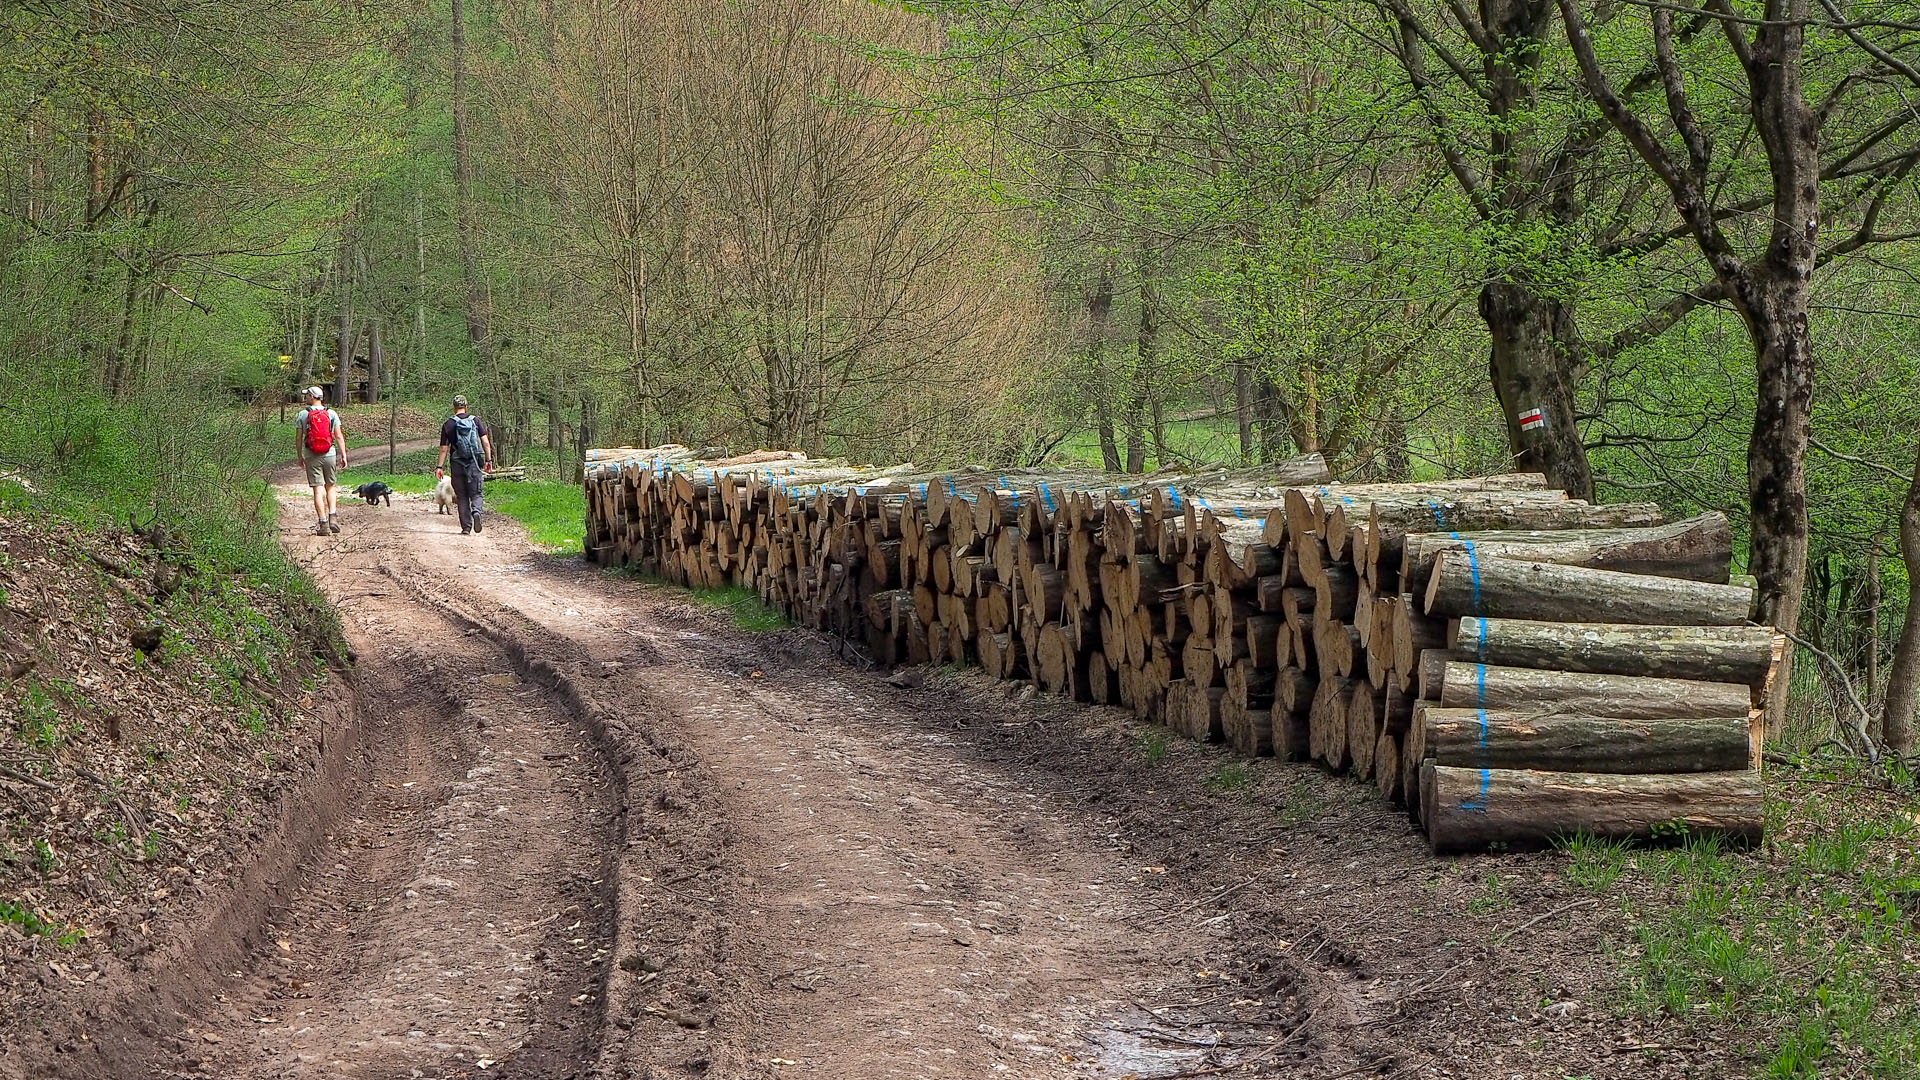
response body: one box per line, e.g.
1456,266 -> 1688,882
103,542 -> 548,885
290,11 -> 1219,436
305,386 -> 324,400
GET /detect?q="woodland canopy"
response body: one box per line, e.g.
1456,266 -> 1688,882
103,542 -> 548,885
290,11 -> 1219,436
1,0 -> 1917,752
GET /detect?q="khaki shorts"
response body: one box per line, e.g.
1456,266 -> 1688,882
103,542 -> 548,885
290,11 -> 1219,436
302,450 -> 340,488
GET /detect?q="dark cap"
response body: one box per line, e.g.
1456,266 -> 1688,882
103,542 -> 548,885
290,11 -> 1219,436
453,394 -> 469,408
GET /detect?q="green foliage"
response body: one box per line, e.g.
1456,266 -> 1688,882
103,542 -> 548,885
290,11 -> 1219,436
12,680 -> 77,753
1135,727 -> 1172,766
690,584 -> 790,632
1465,872 -> 1514,917
484,480 -> 586,553
0,898 -> 81,946
30,839 -> 58,878
1594,762 -> 1920,1076
1559,832 -> 1631,893
1203,761 -> 1256,797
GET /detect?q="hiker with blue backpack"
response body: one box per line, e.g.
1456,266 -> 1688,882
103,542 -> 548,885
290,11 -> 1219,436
437,394 -> 495,535
297,385 -> 346,536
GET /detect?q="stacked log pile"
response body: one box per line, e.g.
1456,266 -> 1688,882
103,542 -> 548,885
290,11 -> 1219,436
584,445 -> 1782,851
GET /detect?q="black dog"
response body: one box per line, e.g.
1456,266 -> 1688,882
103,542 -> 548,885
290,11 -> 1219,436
351,481 -> 393,507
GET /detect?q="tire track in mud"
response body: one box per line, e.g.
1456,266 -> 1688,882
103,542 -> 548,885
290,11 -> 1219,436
139,491 -> 1378,1079
145,538 -> 626,1080
412,543 -> 1337,1079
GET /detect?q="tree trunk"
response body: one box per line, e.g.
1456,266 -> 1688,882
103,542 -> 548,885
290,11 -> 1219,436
333,320 -> 355,407
296,270 -> 321,390
1864,551 -> 1880,713
23,108 -> 47,225
1451,617 -> 1777,688
414,138 -> 428,364
1424,553 -> 1754,625
1480,280 -> 1595,501
366,321 -> 383,405
451,0 -> 493,369
291,281 -> 316,390
103,264 -> 142,400
1124,303 -> 1151,474
1253,368 -> 1285,463
548,371 -> 563,466
1223,703 -> 1273,758
388,352 -> 399,473
1401,513 -> 1733,593
1424,766 -> 1762,853
1382,406 -> 1411,482
1234,362 -> 1254,462
1744,283 -> 1815,738
1087,268 -> 1121,472
576,389 -> 598,485
1438,661 -> 1753,719
1367,496 -> 1665,571
1422,708 -> 1750,773
1557,0 -> 1820,741
334,235 -> 355,407
1882,446 -> 1920,755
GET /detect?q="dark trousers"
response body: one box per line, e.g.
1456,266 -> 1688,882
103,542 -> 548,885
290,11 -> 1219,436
452,460 -> 485,530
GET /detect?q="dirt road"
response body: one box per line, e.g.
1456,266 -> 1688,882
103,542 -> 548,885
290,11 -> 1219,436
119,473 -> 1714,1079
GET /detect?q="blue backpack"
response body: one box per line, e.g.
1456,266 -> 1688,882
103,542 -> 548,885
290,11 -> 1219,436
450,415 -> 484,463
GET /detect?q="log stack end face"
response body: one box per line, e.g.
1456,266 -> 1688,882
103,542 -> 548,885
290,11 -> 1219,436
582,446 -> 1780,855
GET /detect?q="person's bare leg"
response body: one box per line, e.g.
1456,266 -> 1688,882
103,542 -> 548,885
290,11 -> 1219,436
311,484 -> 326,522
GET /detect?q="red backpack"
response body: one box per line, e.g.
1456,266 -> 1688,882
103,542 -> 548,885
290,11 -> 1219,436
305,405 -> 334,454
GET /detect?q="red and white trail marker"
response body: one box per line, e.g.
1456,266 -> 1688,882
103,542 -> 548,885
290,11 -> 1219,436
1518,407 -> 1547,431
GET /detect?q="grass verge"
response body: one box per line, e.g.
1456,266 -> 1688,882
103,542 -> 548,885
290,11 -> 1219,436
337,452 -> 585,554
689,583 -> 790,631
1562,755 -> 1920,1077
486,480 -> 585,552
335,449 -> 442,492
602,568 -> 790,631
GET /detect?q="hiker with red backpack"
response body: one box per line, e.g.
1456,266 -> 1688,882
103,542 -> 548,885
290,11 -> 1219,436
297,385 -> 346,536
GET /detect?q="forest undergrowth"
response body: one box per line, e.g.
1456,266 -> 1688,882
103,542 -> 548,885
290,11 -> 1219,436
0,400 -> 348,1019
1562,750 -> 1920,1078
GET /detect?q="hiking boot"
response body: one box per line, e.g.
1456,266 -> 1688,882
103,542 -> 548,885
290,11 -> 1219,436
461,526 -> 471,535
313,522 -> 331,536
328,519 -> 341,535
472,517 -> 482,534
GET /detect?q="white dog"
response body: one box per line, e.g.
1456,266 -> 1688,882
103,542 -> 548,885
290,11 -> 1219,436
433,469 -> 456,515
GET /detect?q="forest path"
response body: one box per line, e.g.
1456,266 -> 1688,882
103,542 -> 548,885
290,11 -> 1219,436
159,479 -> 1353,1078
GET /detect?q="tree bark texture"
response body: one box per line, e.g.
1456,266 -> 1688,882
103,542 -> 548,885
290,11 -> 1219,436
451,0 -> 493,369
1424,553 -> 1752,625
1555,0 -> 1818,740
1882,445 -> 1920,755
1424,766 -> 1763,853
1223,704 -> 1272,758
1450,618 -> 1776,689
1402,513 -> 1733,593
1481,280 -> 1595,501
1088,268 -> 1122,472
1421,707 -> 1749,774
366,321 -> 383,405
1384,0 -> 1598,502
1438,661 -> 1754,720
1362,497 -> 1665,569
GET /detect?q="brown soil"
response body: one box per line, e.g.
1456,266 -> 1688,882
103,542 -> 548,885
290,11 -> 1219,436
7,469 -> 1750,1079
